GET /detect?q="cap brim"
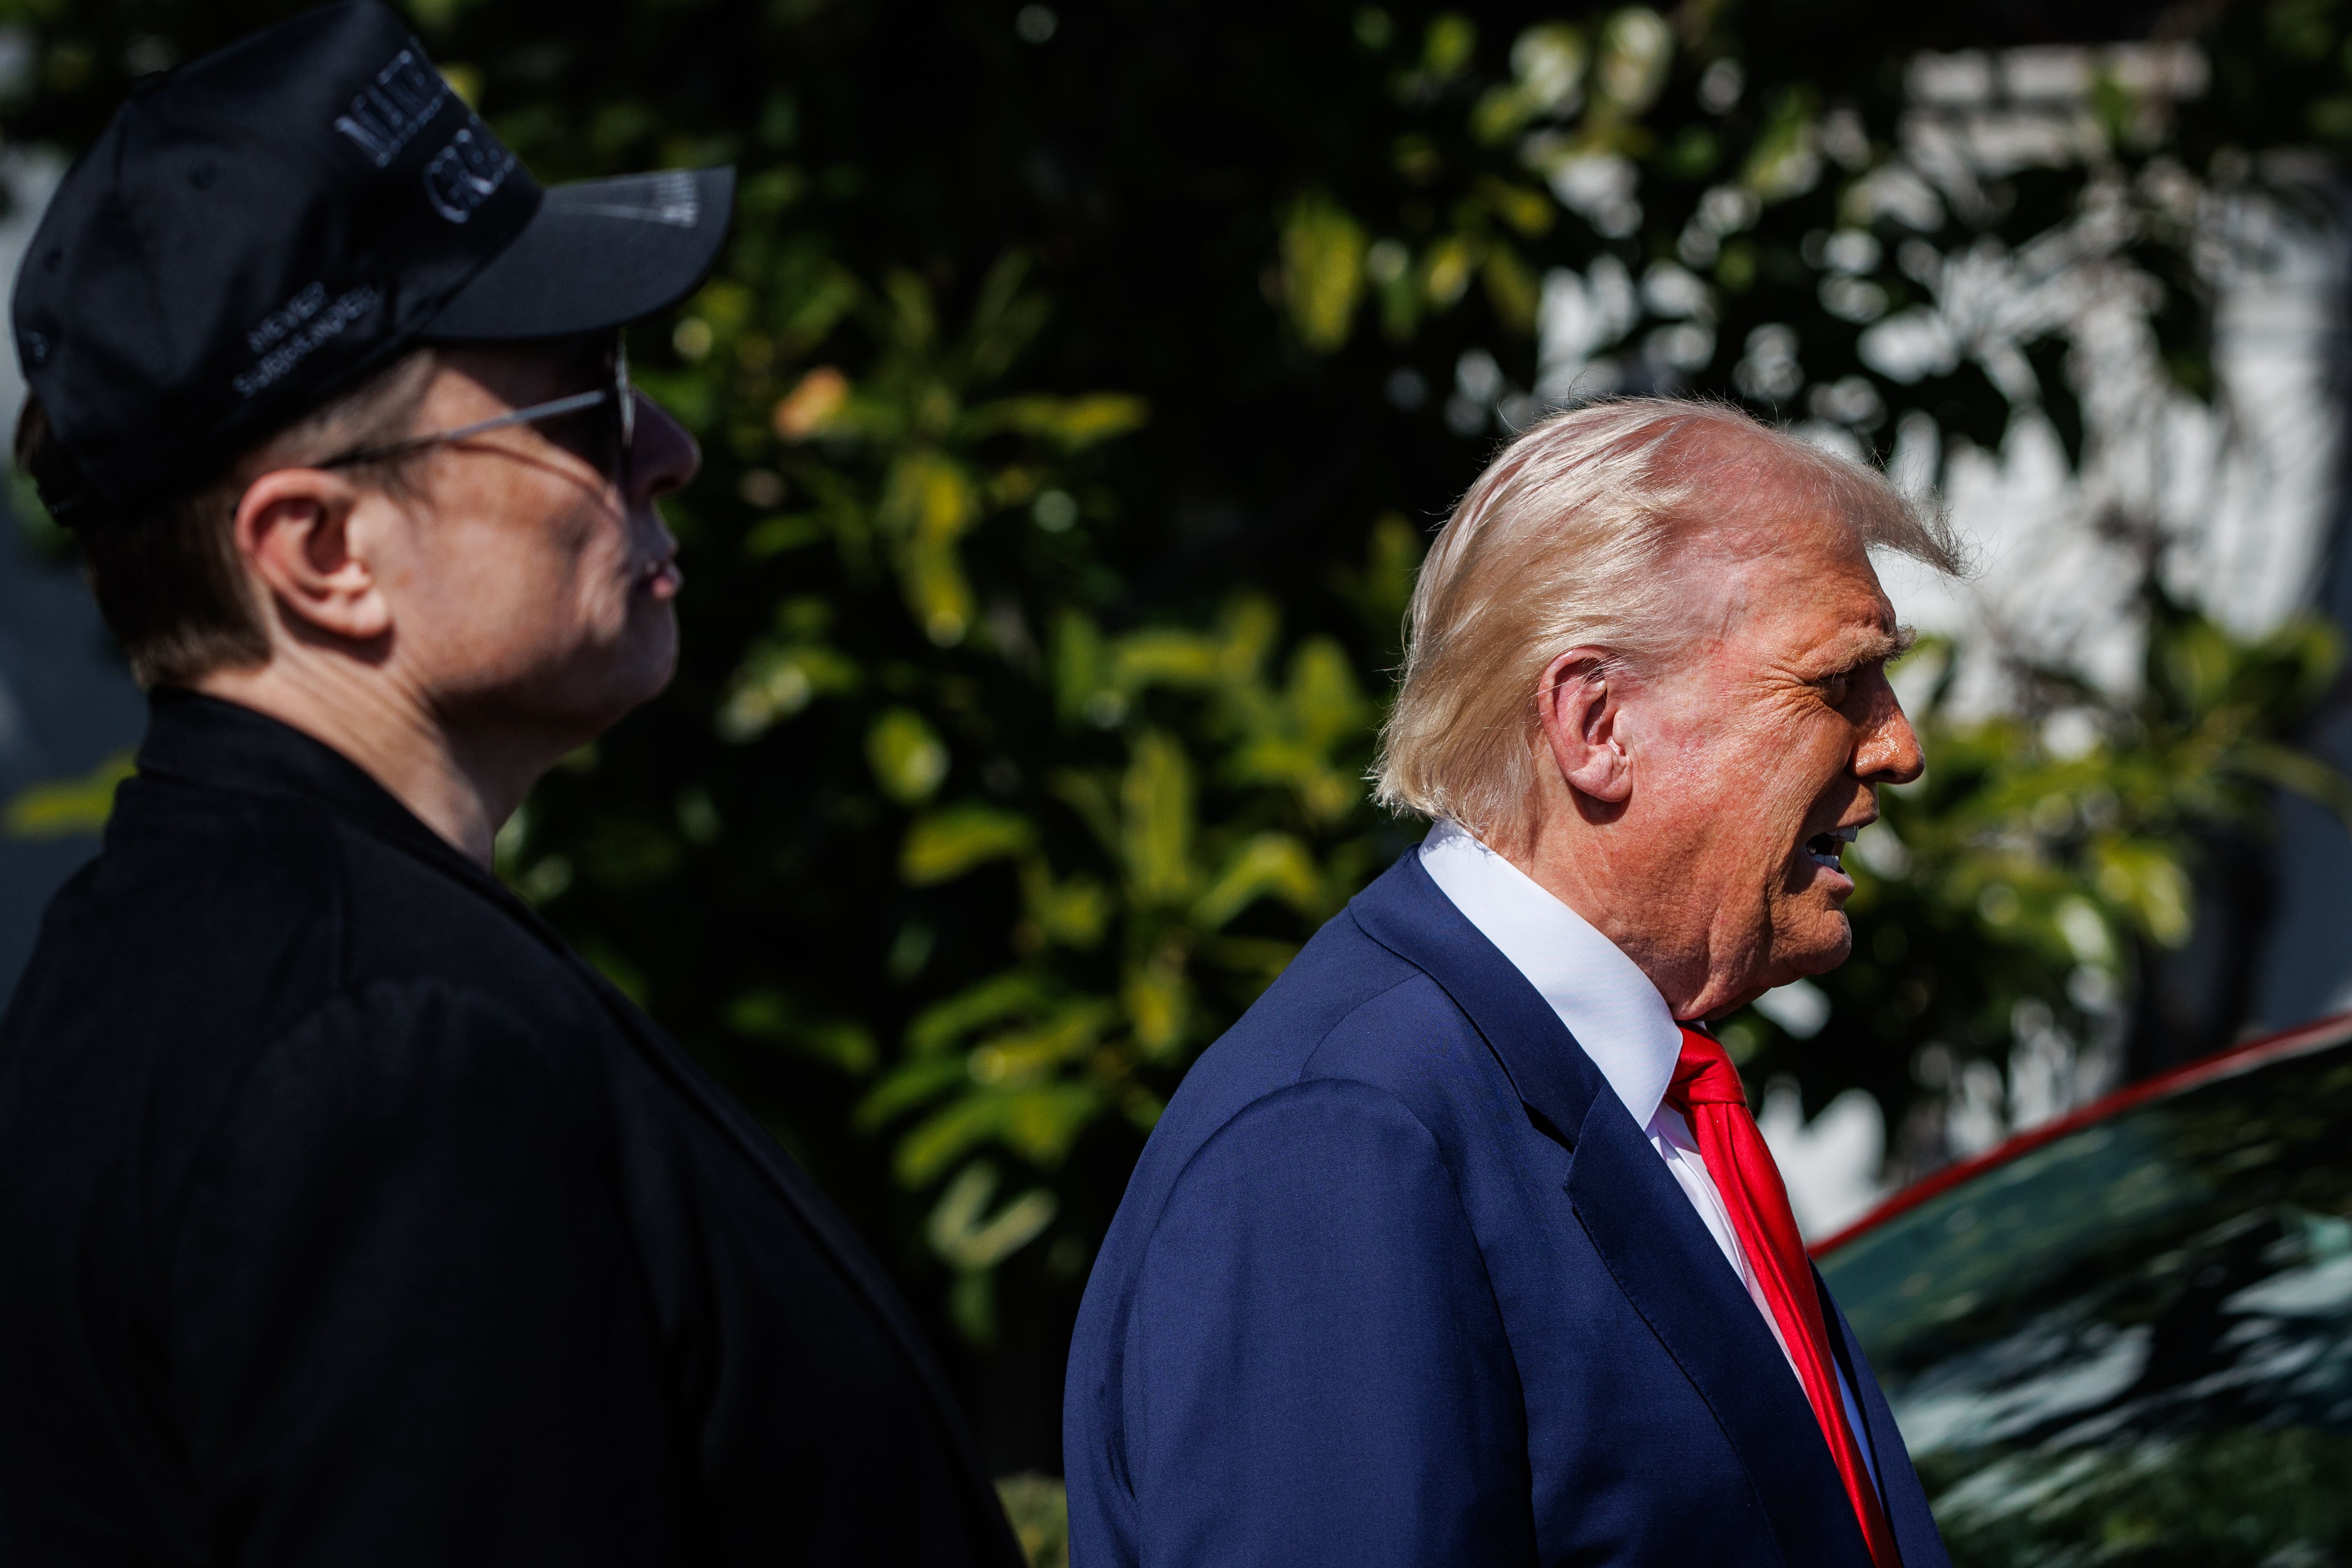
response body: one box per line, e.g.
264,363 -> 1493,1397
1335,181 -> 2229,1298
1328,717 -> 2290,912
423,165 -> 735,342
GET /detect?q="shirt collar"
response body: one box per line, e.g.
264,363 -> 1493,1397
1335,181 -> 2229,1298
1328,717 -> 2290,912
1417,818 -> 1683,1130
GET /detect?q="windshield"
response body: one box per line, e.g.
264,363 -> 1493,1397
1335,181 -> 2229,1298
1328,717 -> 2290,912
1817,1035 -> 2352,1568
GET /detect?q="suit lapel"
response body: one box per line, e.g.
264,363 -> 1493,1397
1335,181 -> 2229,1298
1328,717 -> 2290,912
1350,854 -> 1872,1568
1824,1281 -> 1953,1568
1571,1105 -> 1872,1566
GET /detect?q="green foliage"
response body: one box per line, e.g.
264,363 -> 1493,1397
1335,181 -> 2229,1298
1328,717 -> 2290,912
635,239 -> 1401,1338
994,1473 -> 1070,1568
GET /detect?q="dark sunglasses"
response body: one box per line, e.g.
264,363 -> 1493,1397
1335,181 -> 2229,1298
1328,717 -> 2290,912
317,331 -> 634,481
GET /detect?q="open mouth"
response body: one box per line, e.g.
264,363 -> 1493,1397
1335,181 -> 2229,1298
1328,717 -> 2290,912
1805,824 -> 1860,871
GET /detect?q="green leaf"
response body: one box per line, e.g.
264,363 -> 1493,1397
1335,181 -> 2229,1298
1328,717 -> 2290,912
855,1055 -> 970,1131
1422,233 -> 1478,311
877,449 -> 983,645
1482,243 -> 1540,334
1001,1081 -> 1107,1167
1471,82 -> 1542,146
868,708 -> 951,805
770,256 -> 862,358
3,752 -> 134,840
1048,769 -> 1122,856
1213,596 -> 1282,683
1111,628 -> 1222,692
906,971 -> 1059,1058
961,251 -> 1049,384
1193,833 -> 1326,928
901,804 -> 1038,884
1473,175 -> 1553,238
995,1474 -> 1071,1568
742,513 -> 825,558
1421,13 -> 1477,79
715,642 -> 860,741
966,998 -> 1121,1089
1510,22 -> 1587,111
1279,191 -> 1367,352
1741,83 -> 1822,203
892,1080 -> 1104,1186
1053,612 -> 1111,728
889,1085 -> 1005,1179
881,267 -> 938,349
926,1162 -> 1059,1270
1021,861 -> 1112,948
1121,947 -> 1192,1059
1463,18 -> 1589,142
2091,837 -> 2194,947
1120,732 -> 1196,906
963,393 -> 1150,450
725,988 -> 880,1075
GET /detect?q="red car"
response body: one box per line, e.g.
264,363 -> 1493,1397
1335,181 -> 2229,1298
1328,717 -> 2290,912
1813,1014 -> 2352,1567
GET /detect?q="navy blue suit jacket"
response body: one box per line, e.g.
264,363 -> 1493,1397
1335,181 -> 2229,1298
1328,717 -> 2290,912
1064,852 -> 1949,1567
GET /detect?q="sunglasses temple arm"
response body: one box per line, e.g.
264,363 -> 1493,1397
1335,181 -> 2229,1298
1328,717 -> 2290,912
318,387 -> 613,470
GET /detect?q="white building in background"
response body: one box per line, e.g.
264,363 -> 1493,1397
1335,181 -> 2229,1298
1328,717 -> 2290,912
1868,46 -> 2343,714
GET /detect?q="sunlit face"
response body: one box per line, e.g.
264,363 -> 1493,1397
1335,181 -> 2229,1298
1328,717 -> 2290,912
381,342 -> 699,748
1631,509 -> 1922,1010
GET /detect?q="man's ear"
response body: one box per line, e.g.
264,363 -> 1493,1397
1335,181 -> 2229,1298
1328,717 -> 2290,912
232,468 -> 391,645
1535,646 -> 1634,804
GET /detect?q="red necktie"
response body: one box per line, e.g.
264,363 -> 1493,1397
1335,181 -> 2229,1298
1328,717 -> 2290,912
1666,1027 -> 1901,1567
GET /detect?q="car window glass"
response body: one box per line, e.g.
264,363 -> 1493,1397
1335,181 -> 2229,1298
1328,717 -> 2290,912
1818,1040 -> 2352,1566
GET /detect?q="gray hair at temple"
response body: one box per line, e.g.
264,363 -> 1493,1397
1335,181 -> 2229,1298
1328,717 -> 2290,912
1372,397 -> 1963,844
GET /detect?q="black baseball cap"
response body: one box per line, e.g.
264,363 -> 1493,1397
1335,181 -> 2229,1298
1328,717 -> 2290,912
12,0 -> 735,523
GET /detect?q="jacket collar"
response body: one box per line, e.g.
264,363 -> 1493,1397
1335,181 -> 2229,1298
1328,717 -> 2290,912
131,690 -> 591,999
135,687 -> 509,897
1417,820 -> 1683,1128
1348,844 -> 1613,1141
1347,851 -> 1879,1568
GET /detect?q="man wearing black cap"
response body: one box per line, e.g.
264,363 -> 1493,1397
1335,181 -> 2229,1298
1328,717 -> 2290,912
0,6 -> 1022,1566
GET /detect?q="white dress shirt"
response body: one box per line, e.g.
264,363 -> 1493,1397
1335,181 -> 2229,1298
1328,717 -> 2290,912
1419,820 -> 1879,1486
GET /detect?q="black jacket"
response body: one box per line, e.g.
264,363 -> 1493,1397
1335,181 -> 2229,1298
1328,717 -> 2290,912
0,691 -> 1023,1568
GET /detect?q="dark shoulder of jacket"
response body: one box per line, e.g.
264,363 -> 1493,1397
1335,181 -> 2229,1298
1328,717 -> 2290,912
8,771 -> 357,1058
0,772 -> 368,1230
1137,901 -> 1462,1165
0,772 -> 605,1194
320,816 -> 606,1041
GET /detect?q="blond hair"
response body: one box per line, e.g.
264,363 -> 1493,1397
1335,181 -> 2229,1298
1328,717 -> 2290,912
1372,398 -> 1959,843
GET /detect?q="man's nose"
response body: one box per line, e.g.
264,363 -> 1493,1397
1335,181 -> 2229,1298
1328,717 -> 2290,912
1858,690 -> 1925,786
626,394 -> 699,503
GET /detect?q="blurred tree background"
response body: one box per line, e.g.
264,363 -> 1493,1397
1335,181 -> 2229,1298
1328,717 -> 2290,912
8,0 -> 2352,1491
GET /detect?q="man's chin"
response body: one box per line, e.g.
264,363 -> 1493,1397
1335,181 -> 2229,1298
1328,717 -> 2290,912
1778,912 -> 1854,979
590,617 -> 680,714
470,638 -> 676,748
